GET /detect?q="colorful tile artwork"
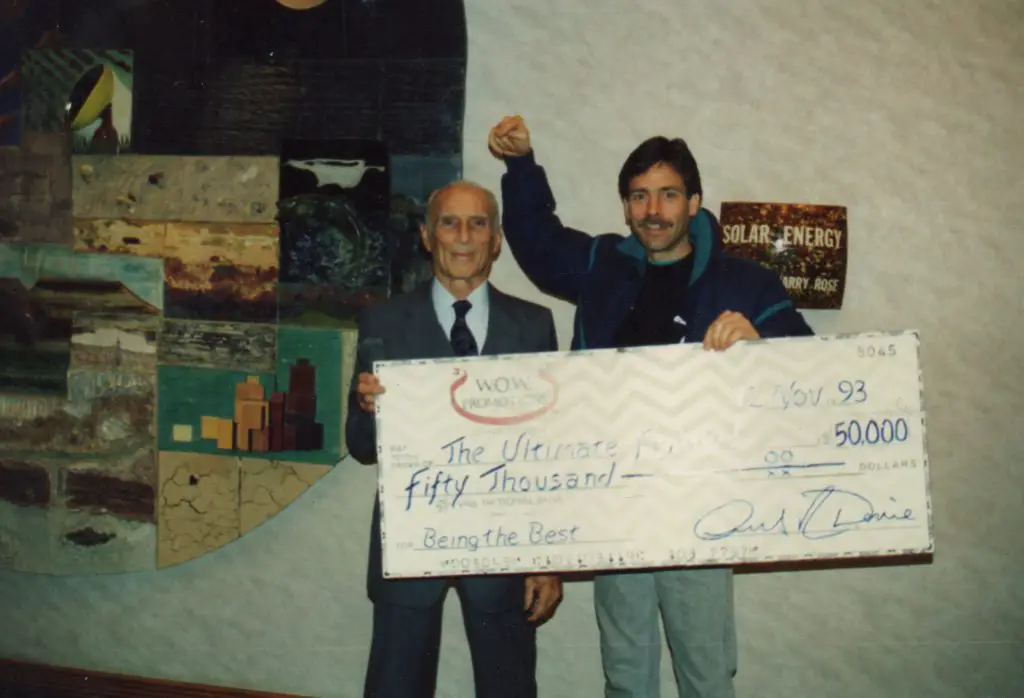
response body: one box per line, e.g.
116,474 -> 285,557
0,152 -> 357,575
277,139 -> 391,328
157,327 -> 344,466
21,48 -> 134,154
0,0 -> 470,576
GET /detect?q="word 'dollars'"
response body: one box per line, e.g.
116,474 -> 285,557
722,223 -> 844,249
449,368 -> 558,425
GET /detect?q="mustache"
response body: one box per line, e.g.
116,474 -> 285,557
639,217 -> 672,227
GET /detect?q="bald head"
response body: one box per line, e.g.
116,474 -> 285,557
424,180 -> 501,236
420,180 -> 503,300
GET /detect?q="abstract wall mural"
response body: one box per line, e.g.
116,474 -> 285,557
0,131 -> 73,244
162,222 -> 280,323
22,48 -> 135,154
278,139 -> 392,327
0,154 -> 358,575
158,325 -> 344,465
0,0 -> 468,576
0,0 -> 60,146
0,237 -> 162,399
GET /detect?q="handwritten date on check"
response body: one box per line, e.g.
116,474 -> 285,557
373,331 -> 932,578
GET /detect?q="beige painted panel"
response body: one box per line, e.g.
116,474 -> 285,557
73,218 -> 168,257
239,460 -> 331,535
72,155 -> 279,223
157,452 -> 240,568
178,156 -> 280,223
162,222 -> 279,267
72,155 -> 187,220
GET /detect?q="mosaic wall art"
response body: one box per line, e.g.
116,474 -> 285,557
0,0 -> 468,576
22,48 -> 134,154
0,153 -> 357,575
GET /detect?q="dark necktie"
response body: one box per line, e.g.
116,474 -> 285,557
450,300 -> 479,356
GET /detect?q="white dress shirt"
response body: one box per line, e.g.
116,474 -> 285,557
431,278 -> 490,351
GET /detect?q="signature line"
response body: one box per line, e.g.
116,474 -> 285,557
732,461 -> 845,473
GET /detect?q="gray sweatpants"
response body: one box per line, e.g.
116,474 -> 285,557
594,567 -> 737,698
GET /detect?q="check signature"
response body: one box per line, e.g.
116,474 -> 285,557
692,486 -> 915,541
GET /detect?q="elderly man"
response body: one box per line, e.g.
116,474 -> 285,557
346,180 -> 564,698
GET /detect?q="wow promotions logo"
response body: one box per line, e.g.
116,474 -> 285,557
449,366 -> 558,425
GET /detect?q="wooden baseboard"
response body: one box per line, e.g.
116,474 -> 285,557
0,659 -> 311,698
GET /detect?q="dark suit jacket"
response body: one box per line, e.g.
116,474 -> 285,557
346,280 -> 558,609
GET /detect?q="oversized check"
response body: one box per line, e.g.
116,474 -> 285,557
373,331 -> 932,578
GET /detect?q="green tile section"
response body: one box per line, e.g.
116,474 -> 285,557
276,326 -> 343,465
156,326 -> 344,465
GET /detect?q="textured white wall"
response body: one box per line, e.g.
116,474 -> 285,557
2,1 -> 1022,697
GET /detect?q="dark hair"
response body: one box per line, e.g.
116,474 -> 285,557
617,136 -> 702,201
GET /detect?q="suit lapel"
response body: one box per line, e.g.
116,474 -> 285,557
481,285 -> 524,356
401,281 -> 523,358
401,282 -> 454,359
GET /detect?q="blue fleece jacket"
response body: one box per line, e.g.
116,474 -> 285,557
500,152 -> 813,349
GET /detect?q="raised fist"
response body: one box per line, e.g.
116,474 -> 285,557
488,115 -> 532,158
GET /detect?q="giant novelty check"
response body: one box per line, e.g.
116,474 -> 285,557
374,331 -> 932,578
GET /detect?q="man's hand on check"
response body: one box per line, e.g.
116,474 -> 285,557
524,574 -> 563,623
356,372 -> 385,413
703,311 -> 760,351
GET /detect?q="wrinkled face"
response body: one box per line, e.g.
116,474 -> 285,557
420,185 -> 502,293
623,163 -> 701,262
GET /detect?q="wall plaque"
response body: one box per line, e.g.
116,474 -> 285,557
719,202 -> 848,309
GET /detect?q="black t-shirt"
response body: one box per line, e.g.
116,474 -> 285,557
613,256 -> 694,348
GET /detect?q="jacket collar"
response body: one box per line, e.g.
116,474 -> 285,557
614,208 -> 721,287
